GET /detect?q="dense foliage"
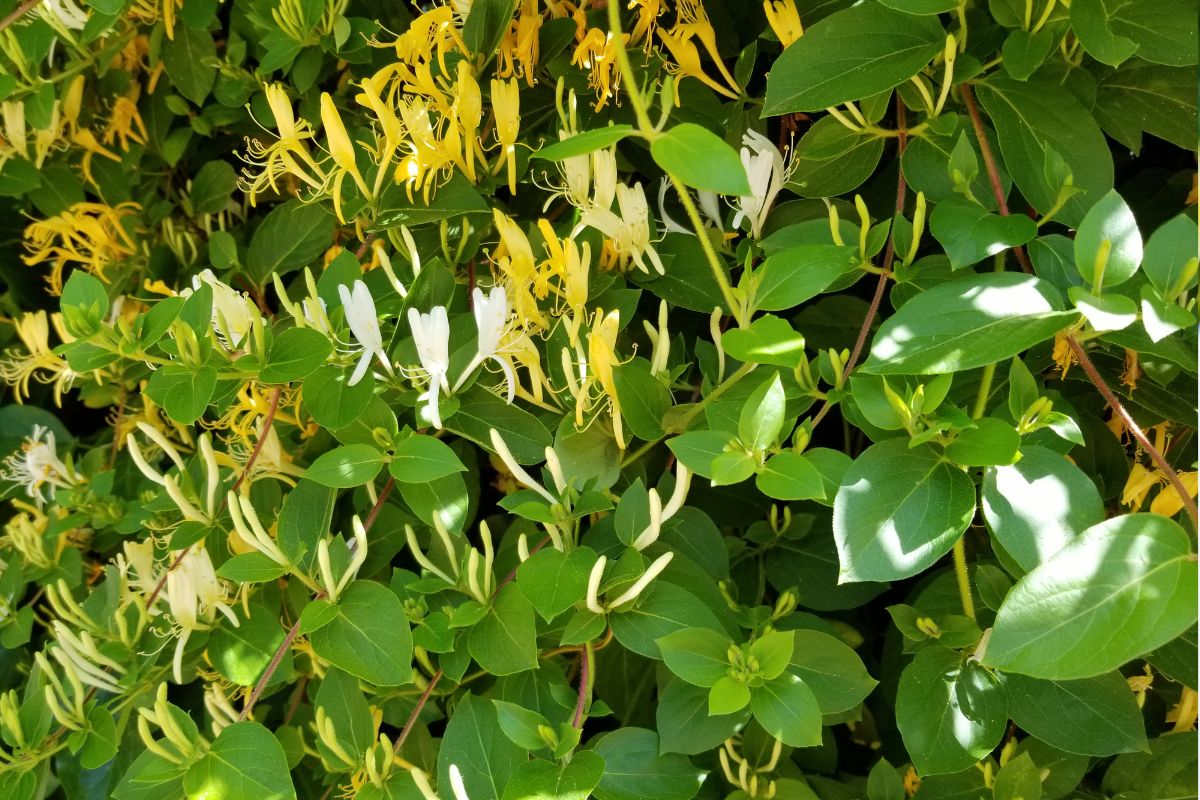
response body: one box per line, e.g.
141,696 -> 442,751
0,0 -> 1195,798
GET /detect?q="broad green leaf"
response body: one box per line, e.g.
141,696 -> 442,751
245,199 -> 335,281
1104,0 -> 1198,66
315,668 -> 375,765
944,418 -> 1021,467
469,583 -> 539,675
500,752 -> 605,800
613,359 -> 671,441
748,630 -> 794,681
78,704 -> 118,770
896,647 -> 1007,776
260,327 -> 332,383
1142,214 -> 1198,299
708,676 -> 751,715
215,552 -> 287,584
450,388 -> 553,465
1005,671 -> 1147,756
657,678 -> 749,755
591,728 -> 704,800
493,700 -> 552,750
533,126 -> 635,160
863,273 -> 1071,374
984,514 -> 1198,679
722,315 -> 807,368
113,750 -> 187,800
189,161 -> 238,215
788,629 -> 878,713
928,198 -> 1038,269
868,759 -> 905,800
1102,731 -> 1197,799
753,244 -> 858,311
209,603 -> 288,686
374,172 -> 490,228
146,365 -> 217,424
982,446 -> 1105,572
750,673 -> 822,748
517,546 -> 596,622
463,0 -> 519,62
609,581 -> 730,659
833,440 -> 976,582
975,77 -> 1113,226
1070,0 -> 1138,66
756,452 -> 824,501
1094,61 -> 1198,152
1074,190 -> 1142,288
302,365 -> 375,429
310,581 -> 413,686
161,26 -> 216,105
993,753 -> 1043,800
650,124 -> 750,195
788,117 -> 886,198
739,373 -> 786,451
657,627 -> 733,687
438,695 -> 525,800
1068,288 -> 1138,332
61,270 -> 109,336
304,444 -> 384,488
666,430 -> 736,480
277,479 -> 335,568
388,435 -> 466,483
709,450 -> 757,486
763,5 -> 945,113
183,722 -> 296,800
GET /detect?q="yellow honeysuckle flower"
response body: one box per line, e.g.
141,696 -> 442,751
454,61 -> 484,182
240,84 -> 328,206
763,0 -> 803,47
103,94 -> 149,152
491,209 -> 547,329
23,201 -> 140,294
1150,472 -> 1199,518
628,0 -> 666,49
657,27 -> 739,103
393,6 -> 467,74
319,92 -> 372,221
0,310 -> 82,405
491,77 -> 522,194
571,28 -> 624,110
572,308 -> 627,447
498,0 -> 542,87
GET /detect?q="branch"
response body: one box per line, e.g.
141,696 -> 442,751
0,0 -> 41,33
571,644 -> 591,728
392,669 -> 442,755
811,101 -> 908,430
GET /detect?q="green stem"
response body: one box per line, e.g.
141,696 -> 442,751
668,174 -> 744,324
970,363 -> 996,420
952,539 -> 976,620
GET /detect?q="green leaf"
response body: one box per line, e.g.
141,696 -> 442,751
1141,213 -> 1197,299
928,198 -> 1038,269
944,418 -> 1021,467
833,440 -> 976,582
1071,0 -> 1138,66
609,581 -> 730,659
303,365 -> 375,429
304,444 -> 385,488
657,678 -> 749,755
215,552 -> 287,584
1094,61 -> 1198,152
438,695 -> 525,800
1005,671 -> 1148,756
975,77 -> 1113,226
993,753 -> 1043,800
374,172 -> 490,228
650,123 -> 750,195
469,583 -> 539,675
982,446 -> 1105,572
1069,287 -> 1138,332
863,273 -> 1071,374
450,388 -> 553,465
388,435 -> 466,483
896,646 -> 1007,776
463,0 -> 519,63
277,479 -> 335,568
751,673 -> 822,748
708,676 -> 751,715
722,315 -> 807,368
113,750 -> 187,800
493,700 -> 552,750
657,627 -> 733,687
667,431 -> 735,480
613,360 -> 671,441
1104,0 -> 1198,66
61,270 -> 109,337
756,452 -> 824,501
983,514 -> 1198,679
183,722 -> 296,800
246,200 -> 336,282
749,630 -> 794,681
500,752 -> 605,800
868,758 -> 905,800
710,450 -> 757,486
78,704 -> 118,770
315,668 -> 374,765
1074,190 -> 1143,288
739,373 -> 786,451
208,604 -> 291,687
189,161 -> 238,215
533,126 -> 635,160
788,629 -> 878,714
516,546 -> 596,622
310,581 -> 413,686
753,245 -> 858,311
591,728 -> 704,800
788,116 -> 886,198
1102,731 -> 1197,799
146,365 -> 217,424
161,26 -> 216,105
763,4 -> 944,113
260,327 -> 333,384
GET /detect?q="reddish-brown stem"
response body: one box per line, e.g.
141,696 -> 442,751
1066,337 -> 1198,530
810,102 -> 908,430
0,0 -> 41,33
571,645 -> 590,728
960,84 -> 1033,273
393,669 -> 442,754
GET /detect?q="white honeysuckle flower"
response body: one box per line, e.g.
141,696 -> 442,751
590,147 -> 618,211
407,306 -> 451,428
581,182 -> 664,275
1,425 -> 78,507
733,130 -> 794,240
185,269 -> 259,350
657,178 -> 692,235
41,0 -> 88,31
338,280 -> 394,386
165,547 -> 238,683
697,190 -> 725,230
449,765 -> 471,800
452,286 -> 516,401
